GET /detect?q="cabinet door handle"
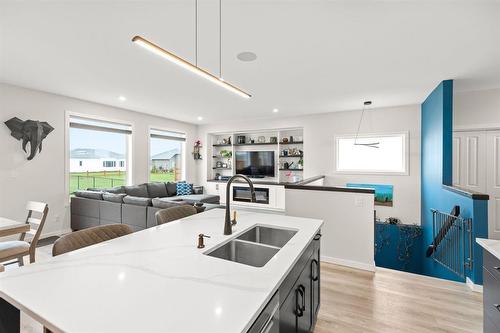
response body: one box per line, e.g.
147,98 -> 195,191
311,259 -> 319,281
494,304 -> 500,312
493,266 -> 500,271
295,287 -> 304,317
314,233 -> 322,241
299,285 -> 306,311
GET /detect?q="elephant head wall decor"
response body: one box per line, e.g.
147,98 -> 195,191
4,117 -> 54,160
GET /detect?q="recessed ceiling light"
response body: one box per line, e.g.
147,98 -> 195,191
272,108 -> 279,113
237,51 -> 257,62
197,116 -> 203,121
118,96 -> 126,101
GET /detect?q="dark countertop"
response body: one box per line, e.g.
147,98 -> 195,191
207,179 -> 300,186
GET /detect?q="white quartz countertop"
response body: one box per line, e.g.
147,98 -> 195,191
477,238 -> 500,260
0,209 -> 323,333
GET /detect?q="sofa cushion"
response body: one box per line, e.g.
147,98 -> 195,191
102,192 -> 126,203
105,186 -> 125,194
147,182 -> 168,198
124,184 -> 149,198
75,190 -> 103,200
176,182 -> 193,196
123,196 -> 152,206
176,194 -> 220,204
165,182 -> 177,196
152,198 -> 190,209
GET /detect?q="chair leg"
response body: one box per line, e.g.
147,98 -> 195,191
18,257 -> 24,267
29,252 -> 35,264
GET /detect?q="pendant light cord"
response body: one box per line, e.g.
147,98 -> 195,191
195,0 -> 198,66
355,101 -> 379,148
354,103 -> 366,145
219,0 -> 222,79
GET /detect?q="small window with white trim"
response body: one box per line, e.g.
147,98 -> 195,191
335,133 -> 408,174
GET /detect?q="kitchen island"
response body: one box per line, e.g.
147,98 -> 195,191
0,208 -> 323,333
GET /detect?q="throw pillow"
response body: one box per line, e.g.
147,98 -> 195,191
176,182 -> 193,196
165,182 -> 177,196
146,182 -> 168,198
123,196 -> 152,206
124,184 -> 149,198
102,193 -> 126,203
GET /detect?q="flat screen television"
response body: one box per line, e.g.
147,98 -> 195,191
235,151 -> 275,177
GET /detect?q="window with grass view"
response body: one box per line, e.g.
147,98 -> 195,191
150,129 -> 185,182
335,133 -> 408,174
69,116 -> 131,194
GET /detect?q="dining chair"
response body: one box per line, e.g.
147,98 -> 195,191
0,202 -> 49,266
155,205 -> 198,225
52,224 -> 133,256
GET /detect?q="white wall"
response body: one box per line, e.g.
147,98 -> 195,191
454,88 -> 500,129
198,105 -> 421,224
286,187 -> 375,271
0,83 -> 198,236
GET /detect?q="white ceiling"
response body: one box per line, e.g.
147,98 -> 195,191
1,0 -> 499,124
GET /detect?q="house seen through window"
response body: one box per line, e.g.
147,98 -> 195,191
69,116 -> 131,194
150,129 -> 186,182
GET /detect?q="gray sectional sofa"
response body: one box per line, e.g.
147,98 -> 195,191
71,182 -> 220,232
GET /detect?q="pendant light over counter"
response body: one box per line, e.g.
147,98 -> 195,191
354,101 -> 380,148
132,0 -> 251,99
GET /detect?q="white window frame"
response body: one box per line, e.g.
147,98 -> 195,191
65,111 -> 134,199
148,126 -> 187,182
334,132 -> 409,175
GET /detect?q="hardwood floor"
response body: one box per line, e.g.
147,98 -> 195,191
5,245 -> 483,333
315,263 -> 483,333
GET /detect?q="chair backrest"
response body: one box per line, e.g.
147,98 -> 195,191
20,201 -> 49,252
155,205 -> 198,225
52,224 -> 133,256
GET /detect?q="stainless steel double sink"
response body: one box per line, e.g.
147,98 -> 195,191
206,226 -> 298,267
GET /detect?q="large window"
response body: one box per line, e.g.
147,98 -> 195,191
150,129 -> 185,182
69,116 -> 131,193
335,133 -> 408,174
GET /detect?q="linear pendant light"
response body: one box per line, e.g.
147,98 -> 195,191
132,2 -> 251,99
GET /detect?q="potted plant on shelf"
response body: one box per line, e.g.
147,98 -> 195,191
220,150 -> 232,168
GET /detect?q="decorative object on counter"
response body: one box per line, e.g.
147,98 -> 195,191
237,135 -> 246,144
216,161 -> 223,168
222,162 -> 228,168
289,136 -> 294,143
346,183 -> 394,207
227,136 -> 231,144
250,139 -> 255,144
283,161 -> 290,170
258,136 -> 266,143
5,117 -> 54,160
282,149 -> 288,156
215,173 -> 221,180
192,140 -> 202,160
270,136 -> 278,143
281,137 -> 289,143
197,233 -> 210,249
222,138 -> 227,144
386,217 -> 400,225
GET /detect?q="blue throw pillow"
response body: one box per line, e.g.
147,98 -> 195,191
176,182 -> 193,196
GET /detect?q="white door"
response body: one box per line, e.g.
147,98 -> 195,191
452,131 -> 487,193
487,131 -> 500,240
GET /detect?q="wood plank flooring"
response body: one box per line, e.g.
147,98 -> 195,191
4,245 -> 483,333
315,263 -> 483,333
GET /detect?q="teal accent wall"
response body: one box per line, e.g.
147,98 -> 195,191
421,80 -> 488,284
